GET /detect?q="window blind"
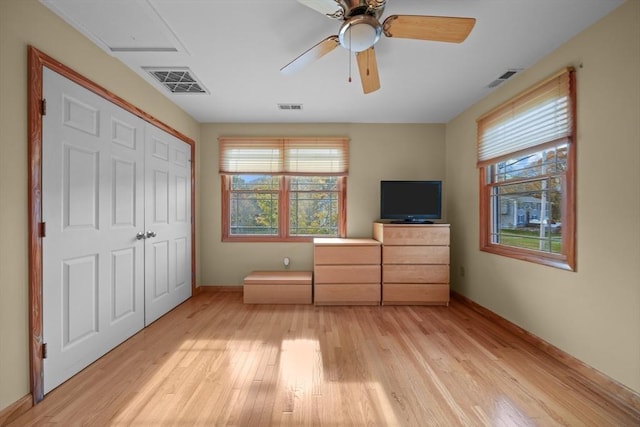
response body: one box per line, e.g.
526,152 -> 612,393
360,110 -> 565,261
219,137 -> 349,175
284,139 -> 349,175
477,68 -> 574,166
218,139 -> 283,174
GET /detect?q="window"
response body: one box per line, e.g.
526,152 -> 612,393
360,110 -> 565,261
220,138 -> 348,242
228,175 -> 280,236
289,176 -> 341,236
477,68 -> 576,270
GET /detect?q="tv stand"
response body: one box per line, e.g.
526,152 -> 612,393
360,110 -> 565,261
373,222 -> 450,306
390,220 -> 434,224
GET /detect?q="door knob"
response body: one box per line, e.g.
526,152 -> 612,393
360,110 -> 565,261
145,230 -> 157,238
136,231 -> 146,240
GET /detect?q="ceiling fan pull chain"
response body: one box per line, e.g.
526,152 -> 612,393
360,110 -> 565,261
348,29 -> 352,83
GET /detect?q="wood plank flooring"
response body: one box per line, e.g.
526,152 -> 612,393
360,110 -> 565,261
10,289 -> 640,426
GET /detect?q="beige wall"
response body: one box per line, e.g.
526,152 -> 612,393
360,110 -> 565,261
2,0 -> 638,415
445,0 -> 639,393
0,0 -> 200,411
199,123 -> 446,285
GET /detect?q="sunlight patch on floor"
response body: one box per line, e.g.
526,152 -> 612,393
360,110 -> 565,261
108,337 -> 403,425
279,338 -> 322,393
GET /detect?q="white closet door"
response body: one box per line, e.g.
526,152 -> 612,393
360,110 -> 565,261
143,124 -> 192,325
42,68 -> 193,393
42,68 -> 146,393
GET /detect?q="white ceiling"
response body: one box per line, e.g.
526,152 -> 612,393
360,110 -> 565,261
41,0 -> 623,124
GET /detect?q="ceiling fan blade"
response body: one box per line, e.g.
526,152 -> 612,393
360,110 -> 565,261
383,15 -> 476,43
280,35 -> 340,75
356,47 -> 380,94
296,0 -> 344,18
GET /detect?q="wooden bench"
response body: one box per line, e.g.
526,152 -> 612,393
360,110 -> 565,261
243,271 -> 313,304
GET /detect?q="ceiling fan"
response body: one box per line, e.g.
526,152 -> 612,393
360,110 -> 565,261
280,0 -> 476,94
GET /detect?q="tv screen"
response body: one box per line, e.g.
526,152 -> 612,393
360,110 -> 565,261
380,180 -> 442,223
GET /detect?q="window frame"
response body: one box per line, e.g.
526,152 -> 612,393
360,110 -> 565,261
225,174 -> 281,238
221,175 -> 346,242
478,68 -> 576,271
219,137 -> 348,243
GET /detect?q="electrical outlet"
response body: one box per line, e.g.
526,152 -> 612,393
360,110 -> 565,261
284,257 -> 290,269
460,266 -> 465,277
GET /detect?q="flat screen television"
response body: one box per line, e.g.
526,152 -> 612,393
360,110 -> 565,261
380,180 -> 442,224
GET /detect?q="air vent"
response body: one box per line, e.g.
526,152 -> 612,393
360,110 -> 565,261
278,103 -> 303,111
487,69 -> 521,88
144,67 -> 208,94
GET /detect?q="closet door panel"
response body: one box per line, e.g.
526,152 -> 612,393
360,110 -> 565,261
42,68 -> 146,393
144,124 -> 192,325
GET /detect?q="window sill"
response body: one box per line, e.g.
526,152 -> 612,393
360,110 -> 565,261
480,243 -> 575,271
222,235 -> 319,243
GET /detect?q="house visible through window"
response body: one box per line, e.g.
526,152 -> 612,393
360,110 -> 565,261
477,68 -> 576,270
220,138 -> 348,242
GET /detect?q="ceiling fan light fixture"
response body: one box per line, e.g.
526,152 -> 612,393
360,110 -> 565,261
338,15 -> 382,52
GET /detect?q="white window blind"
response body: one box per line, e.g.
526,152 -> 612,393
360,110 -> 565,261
218,139 -> 283,174
477,68 -> 574,166
219,137 -> 349,176
284,139 -> 349,175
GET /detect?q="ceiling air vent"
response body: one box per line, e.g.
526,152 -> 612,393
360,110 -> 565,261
144,67 -> 208,94
278,103 -> 303,111
487,69 -> 521,88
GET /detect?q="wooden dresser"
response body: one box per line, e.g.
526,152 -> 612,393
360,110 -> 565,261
373,222 -> 450,305
313,238 -> 381,305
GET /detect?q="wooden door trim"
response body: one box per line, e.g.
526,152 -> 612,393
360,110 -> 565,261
27,46 -> 197,404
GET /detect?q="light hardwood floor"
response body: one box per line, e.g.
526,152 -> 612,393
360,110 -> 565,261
10,289 -> 640,426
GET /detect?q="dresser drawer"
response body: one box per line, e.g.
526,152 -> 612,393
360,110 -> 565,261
314,265 -> 381,284
314,284 -> 380,305
382,284 -> 449,305
376,225 -> 450,246
383,245 -> 449,265
314,245 -> 380,265
382,264 -> 449,284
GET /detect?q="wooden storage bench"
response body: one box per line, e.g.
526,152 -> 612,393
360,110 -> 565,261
243,271 -> 313,304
